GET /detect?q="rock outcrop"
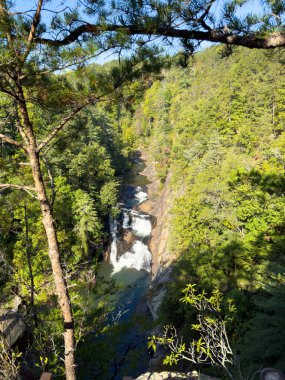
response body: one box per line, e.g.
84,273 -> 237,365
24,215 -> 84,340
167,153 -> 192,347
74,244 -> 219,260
0,308 -> 26,348
138,152 -> 175,319
129,371 -> 220,380
134,371 -> 190,379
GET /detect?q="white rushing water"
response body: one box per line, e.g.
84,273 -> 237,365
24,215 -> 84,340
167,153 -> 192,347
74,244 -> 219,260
130,211 -> 152,238
122,209 -> 152,238
122,209 -> 130,229
109,185 -> 152,275
134,186 -> 148,205
110,240 -> 152,274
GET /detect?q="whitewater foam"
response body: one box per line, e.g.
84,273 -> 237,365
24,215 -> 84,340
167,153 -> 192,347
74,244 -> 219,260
110,240 -> 152,274
131,212 -> 152,238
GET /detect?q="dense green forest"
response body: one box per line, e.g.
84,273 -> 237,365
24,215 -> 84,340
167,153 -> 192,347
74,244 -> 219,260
134,46 -> 285,375
1,0 -> 285,379
2,43 -> 285,379
0,71 -> 130,377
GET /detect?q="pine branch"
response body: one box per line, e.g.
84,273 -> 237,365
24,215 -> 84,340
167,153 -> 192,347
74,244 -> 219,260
34,24 -> 285,49
21,0 -> 43,63
36,102 -> 89,153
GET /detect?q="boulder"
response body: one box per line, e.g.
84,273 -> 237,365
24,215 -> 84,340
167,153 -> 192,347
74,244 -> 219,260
0,308 -> 26,348
134,371 -> 190,379
123,230 -> 136,245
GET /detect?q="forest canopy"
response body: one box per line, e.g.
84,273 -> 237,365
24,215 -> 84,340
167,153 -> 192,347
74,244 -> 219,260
0,1 -> 285,379
138,45 -> 285,376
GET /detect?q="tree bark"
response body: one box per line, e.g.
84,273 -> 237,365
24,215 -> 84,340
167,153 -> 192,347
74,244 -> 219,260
29,148 -> 76,380
0,1 -> 77,377
35,24 -> 285,49
24,204 -> 38,327
17,91 -> 76,380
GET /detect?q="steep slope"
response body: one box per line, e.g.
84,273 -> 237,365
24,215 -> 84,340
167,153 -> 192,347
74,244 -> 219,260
138,152 -> 174,319
132,46 -> 285,372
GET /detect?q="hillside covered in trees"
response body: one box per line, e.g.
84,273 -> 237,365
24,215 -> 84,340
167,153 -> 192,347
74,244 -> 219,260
1,42 -> 285,378
1,0 -> 285,377
133,46 -> 285,375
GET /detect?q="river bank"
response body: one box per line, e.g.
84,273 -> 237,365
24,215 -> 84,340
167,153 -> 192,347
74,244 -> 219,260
102,149 -> 175,321
136,151 -> 175,320
87,150 -> 176,379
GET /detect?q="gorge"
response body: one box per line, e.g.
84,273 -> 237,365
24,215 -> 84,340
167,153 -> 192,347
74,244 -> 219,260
2,42 -> 285,379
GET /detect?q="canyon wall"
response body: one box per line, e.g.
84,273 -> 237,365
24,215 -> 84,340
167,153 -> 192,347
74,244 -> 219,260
138,151 -> 175,319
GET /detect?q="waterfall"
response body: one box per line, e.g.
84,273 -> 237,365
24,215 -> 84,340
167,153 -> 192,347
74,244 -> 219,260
122,209 -> 152,238
122,209 -> 130,229
109,218 -> 119,266
130,210 -> 152,238
135,187 -> 148,204
96,158 -> 152,379
109,185 -> 152,275
110,241 -> 152,274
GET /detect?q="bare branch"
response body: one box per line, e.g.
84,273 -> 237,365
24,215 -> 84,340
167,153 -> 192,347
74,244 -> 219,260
36,102 -> 90,152
0,183 -> 37,198
9,6 -> 73,16
0,133 -> 27,152
22,0 -> 43,63
0,183 -> 35,191
18,162 -> 30,166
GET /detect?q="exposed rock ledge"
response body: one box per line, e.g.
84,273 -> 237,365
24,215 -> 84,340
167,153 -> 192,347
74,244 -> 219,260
129,370 -> 219,380
134,371 -> 189,379
138,151 -> 175,319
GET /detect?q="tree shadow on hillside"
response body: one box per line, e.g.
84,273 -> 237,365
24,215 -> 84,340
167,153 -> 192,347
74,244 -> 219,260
153,169 -> 285,375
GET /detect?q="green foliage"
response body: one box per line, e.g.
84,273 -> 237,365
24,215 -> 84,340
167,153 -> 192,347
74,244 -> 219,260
0,336 -> 22,380
0,51 -> 138,376
239,276 -> 285,370
72,189 -> 103,258
136,46 -> 285,373
149,285 -> 234,377
1,4 -> 285,373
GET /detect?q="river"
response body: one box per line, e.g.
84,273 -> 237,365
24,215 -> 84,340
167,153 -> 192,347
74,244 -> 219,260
96,155 -> 153,379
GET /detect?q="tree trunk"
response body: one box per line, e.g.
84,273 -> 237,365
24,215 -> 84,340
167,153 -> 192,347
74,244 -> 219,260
28,147 -> 76,380
24,205 -> 38,327
17,93 -> 76,380
0,1 -> 77,376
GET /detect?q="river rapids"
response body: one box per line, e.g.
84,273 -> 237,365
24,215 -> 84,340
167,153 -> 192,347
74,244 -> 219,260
110,186 -> 152,275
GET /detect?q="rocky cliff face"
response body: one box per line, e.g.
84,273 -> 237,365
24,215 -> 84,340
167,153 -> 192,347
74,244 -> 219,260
138,152 -> 175,319
131,153 -> 222,380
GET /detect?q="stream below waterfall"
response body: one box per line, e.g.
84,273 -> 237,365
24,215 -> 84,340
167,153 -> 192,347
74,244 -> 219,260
99,158 -> 152,309
96,156 -> 153,379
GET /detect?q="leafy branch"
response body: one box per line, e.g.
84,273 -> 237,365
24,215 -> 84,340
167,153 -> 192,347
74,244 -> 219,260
148,284 -> 236,380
